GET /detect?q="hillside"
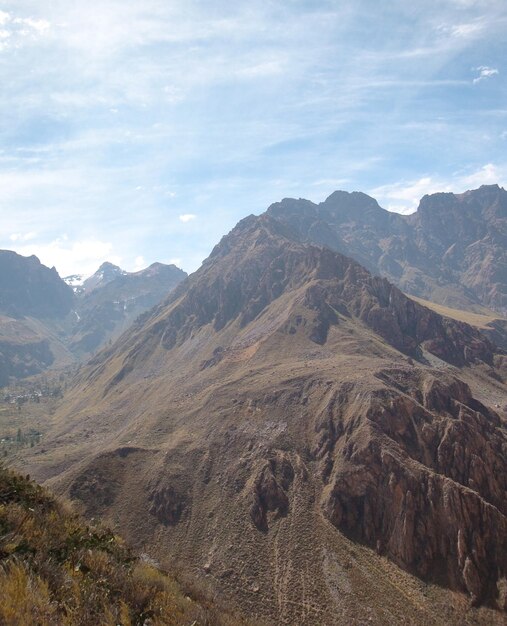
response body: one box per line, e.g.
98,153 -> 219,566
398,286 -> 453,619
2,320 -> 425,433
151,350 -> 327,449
20,212 -> 507,625
405,296 -> 507,350
0,251 -> 74,383
0,462 -> 246,625
267,184 -> 507,315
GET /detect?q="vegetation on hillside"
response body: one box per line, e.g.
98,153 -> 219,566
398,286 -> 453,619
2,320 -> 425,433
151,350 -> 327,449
0,463 -> 237,625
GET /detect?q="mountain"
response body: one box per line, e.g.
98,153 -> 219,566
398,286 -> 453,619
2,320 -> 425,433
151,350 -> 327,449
21,212 -> 507,624
0,252 -> 75,385
70,262 -> 187,355
267,184 -> 507,315
0,251 -> 187,385
0,250 -> 74,319
0,315 -> 56,387
63,273 -> 85,294
81,261 -> 127,294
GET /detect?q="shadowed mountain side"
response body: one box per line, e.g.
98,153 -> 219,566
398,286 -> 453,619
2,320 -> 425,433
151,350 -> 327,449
0,316 -> 55,386
0,250 -> 74,319
21,214 -> 507,625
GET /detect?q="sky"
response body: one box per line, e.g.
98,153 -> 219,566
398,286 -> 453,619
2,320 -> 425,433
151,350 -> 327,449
0,0 -> 506,277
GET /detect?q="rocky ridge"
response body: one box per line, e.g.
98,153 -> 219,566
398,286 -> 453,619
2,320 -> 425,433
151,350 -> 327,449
267,184 -> 507,314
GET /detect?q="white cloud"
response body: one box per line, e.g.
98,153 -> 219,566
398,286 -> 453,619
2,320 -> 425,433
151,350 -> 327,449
451,22 -> 483,37
179,213 -> 197,223
168,257 -> 182,267
235,59 -> 285,79
473,66 -> 499,83
459,162 -> 505,187
371,163 -> 507,213
9,232 -> 37,242
437,21 -> 484,39
13,17 -> 51,34
0,12 -> 51,51
133,255 -> 145,271
0,167 -> 86,203
312,178 -> 350,188
13,237 -> 121,277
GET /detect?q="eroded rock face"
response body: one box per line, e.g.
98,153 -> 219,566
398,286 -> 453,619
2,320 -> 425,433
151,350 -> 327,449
316,371 -> 507,605
250,454 -> 294,531
149,486 -> 187,526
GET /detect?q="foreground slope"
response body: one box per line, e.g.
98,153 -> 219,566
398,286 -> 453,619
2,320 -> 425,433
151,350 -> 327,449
22,214 -> 507,625
0,464 -> 242,625
267,184 -> 507,314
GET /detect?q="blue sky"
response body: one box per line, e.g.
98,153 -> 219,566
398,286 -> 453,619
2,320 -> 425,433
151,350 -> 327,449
0,0 -> 506,276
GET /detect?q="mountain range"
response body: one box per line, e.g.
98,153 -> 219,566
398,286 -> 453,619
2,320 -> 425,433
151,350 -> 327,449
0,256 -> 186,386
18,186 -> 507,625
268,184 -> 507,315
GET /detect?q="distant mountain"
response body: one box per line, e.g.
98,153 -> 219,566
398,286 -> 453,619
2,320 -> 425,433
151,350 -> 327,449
70,262 -> 187,355
0,250 -> 74,319
0,316 -> 56,387
81,261 -> 127,294
267,184 -> 507,315
0,252 -> 186,384
63,273 -> 85,294
25,209 -> 507,624
0,252 -> 74,384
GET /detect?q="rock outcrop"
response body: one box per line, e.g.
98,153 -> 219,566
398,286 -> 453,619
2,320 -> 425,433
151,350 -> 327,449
315,370 -> 507,605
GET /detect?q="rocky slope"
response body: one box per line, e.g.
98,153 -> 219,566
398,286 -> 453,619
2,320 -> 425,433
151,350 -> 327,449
0,463 -> 243,625
0,316 -> 55,387
20,213 -> 507,625
267,184 -> 507,315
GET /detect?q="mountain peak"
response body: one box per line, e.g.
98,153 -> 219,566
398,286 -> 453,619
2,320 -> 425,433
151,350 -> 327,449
82,262 -> 126,294
97,261 -> 123,272
323,189 -> 380,209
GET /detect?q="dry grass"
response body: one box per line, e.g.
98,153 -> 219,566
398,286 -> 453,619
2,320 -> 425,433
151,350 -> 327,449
0,464 -> 242,625
407,294 -> 502,328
